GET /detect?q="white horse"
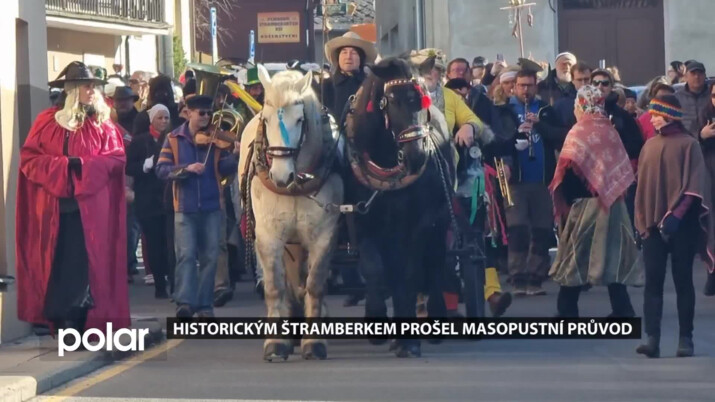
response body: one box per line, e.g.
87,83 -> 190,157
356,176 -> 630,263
238,66 -> 343,361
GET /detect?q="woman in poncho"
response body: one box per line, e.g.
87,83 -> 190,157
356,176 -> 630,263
549,85 -> 642,318
634,94 -> 715,358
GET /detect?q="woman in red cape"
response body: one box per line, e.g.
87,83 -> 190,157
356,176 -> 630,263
16,61 -> 130,334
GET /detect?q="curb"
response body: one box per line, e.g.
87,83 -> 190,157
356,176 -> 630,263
1,319 -> 165,402
37,325 -> 165,395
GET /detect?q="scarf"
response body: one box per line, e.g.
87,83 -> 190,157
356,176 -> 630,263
550,113 -> 635,219
149,125 -> 161,140
430,86 -> 446,115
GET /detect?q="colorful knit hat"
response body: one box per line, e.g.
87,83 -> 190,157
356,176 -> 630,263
648,94 -> 683,121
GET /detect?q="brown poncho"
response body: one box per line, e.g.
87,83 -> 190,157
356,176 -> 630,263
635,126 -> 715,273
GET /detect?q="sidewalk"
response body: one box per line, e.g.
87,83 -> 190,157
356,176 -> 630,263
0,282 -> 166,402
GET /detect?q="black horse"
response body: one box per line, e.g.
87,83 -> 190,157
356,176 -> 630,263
342,57 -> 455,357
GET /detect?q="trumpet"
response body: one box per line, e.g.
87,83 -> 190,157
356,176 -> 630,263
494,157 -> 514,208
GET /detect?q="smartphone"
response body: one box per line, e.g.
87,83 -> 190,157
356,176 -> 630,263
497,53 -> 504,62
711,117 -> 715,125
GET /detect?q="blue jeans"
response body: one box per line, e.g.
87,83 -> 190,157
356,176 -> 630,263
174,210 -> 222,313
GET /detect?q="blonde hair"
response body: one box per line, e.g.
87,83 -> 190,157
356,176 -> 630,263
54,82 -> 111,131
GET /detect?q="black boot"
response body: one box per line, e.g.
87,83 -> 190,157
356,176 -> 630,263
636,336 -> 660,358
704,271 -> 715,296
676,336 -> 694,357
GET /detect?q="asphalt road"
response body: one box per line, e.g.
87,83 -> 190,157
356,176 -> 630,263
34,265 -> 715,402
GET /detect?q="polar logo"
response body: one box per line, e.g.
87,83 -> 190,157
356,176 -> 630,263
58,323 -> 149,356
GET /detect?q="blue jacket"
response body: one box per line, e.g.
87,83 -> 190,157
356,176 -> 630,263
156,123 -> 238,213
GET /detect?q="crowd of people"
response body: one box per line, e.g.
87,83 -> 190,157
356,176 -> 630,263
13,30 -> 715,359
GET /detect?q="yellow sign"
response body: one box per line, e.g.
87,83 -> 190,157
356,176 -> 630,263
257,12 -> 300,44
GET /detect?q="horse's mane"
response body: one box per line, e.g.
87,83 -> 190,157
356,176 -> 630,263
264,70 -> 322,136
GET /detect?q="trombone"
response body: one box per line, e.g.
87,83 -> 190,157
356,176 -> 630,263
494,157 -> 514,208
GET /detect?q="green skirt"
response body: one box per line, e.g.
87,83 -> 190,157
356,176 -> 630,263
549,198 -> 643,287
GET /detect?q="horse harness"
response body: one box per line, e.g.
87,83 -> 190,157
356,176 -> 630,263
251,101 -> 337,197
345,78 -> 434,192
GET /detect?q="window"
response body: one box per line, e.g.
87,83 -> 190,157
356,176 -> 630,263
561,0 -> 658,9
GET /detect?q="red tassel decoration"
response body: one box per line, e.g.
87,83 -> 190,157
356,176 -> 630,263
415,84 -> 431,109
421,94 -> 431,110
366,100 -> 374,112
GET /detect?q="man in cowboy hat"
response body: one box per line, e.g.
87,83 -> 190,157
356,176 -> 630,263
320,31 -> 377,118
320,31 -> 377,307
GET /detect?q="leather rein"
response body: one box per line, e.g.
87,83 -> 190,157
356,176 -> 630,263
252,102 -> 337,197
345,77 -> 432,191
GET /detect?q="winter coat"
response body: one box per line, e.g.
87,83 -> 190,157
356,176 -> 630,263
126,130 -> 166,219
155,123 -> 238,213
675,84 -> 711,136
319,70 -> 365,120
494,98 -> 568,185
537,70 -> 576,107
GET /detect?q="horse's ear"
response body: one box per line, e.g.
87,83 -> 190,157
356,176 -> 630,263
298,71 -> 313,94
418,56 -> 436,76
256,64 -> 272,91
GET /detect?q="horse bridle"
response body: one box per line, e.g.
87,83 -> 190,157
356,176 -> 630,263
379,78 -> 431,144
261,101 -> 309,163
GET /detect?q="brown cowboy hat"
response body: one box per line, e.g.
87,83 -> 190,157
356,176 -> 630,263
324,32 -> 377,67
49,61 -> 107,88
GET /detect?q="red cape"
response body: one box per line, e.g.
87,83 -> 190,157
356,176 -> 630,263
16,107 -> 130,331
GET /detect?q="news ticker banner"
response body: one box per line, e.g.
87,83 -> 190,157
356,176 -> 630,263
167,317 -> 641,340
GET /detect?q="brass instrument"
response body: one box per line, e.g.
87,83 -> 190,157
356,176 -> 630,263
494,157 -> 514,208
212,108 -> 244,136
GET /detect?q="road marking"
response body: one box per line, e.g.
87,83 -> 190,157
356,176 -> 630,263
42,339 -> 184,401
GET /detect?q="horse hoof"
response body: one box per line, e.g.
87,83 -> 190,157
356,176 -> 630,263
301,343 -> 327,360
263,343 -> 291,362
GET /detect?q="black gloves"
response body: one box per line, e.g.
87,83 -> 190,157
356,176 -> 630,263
659,214 -> 681,242
68,157 -> 82,176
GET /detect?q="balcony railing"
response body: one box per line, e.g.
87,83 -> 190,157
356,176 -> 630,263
46,0 -> 166,24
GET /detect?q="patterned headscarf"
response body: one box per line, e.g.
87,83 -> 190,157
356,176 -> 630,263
575,85 -> 606,116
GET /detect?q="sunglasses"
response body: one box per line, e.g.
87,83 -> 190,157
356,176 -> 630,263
593,80 -> 611,87
196,110 -> 212,116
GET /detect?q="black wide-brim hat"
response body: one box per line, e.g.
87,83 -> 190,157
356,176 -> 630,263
112,86 -> 139,102
184,94 -> 214,109
48,61 -> 108,88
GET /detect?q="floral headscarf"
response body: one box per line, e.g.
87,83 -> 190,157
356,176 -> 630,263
575,85 -> 606,116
